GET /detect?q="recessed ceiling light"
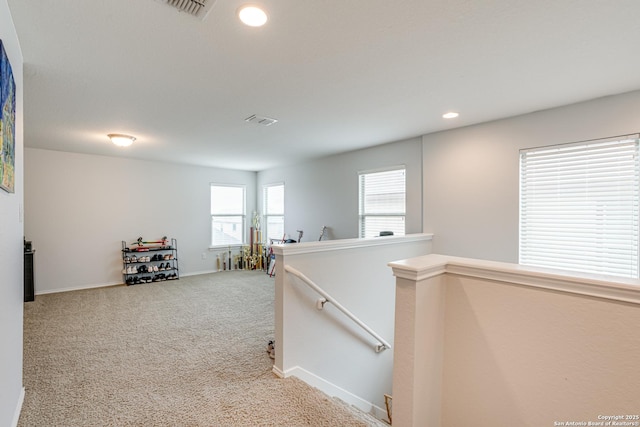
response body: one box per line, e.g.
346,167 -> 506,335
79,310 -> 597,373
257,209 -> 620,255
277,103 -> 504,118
442,112 -> 459,119
108,133 -> 136,147
238,5 -> 268,27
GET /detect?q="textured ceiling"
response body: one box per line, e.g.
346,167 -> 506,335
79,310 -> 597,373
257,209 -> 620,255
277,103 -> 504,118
8,0 -> 640,171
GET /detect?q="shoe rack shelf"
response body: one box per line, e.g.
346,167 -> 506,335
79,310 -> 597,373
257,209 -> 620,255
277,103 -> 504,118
121,238 -> 179,285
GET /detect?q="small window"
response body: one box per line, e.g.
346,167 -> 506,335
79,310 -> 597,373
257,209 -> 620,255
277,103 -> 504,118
211,184 -> 246,246
263,183 -> 284,243
359,167 -> 406,238
519,135 -> 640,278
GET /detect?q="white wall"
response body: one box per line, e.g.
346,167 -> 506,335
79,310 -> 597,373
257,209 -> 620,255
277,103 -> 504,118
0,2 -> 24,425
273,234 -> 432,419
389,254 -> 640,427
257,137 -> 423,241
423,89 -> 640,262
24,135 -> 420,294
443,273 -> 640,427
24,148 -> 256,293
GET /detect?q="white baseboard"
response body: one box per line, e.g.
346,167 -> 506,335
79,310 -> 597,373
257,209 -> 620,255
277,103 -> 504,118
33,269 -> 267,295
272,365 -> 285,378
181,269 -> 217,277
280,366 -> 387,421
35,281 -> 122,295
183,270 -> 270,276
11,387 -> 24,427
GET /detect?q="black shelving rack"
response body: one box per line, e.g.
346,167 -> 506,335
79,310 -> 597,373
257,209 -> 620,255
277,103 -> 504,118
121,238 -> 179,285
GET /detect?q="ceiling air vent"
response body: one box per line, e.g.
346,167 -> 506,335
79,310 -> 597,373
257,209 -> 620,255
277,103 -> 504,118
161,0 -> 216,20
245,114 -> 278,127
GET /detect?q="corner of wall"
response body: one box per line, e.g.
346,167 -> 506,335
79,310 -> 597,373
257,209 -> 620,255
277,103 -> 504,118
0,1 -> 25,425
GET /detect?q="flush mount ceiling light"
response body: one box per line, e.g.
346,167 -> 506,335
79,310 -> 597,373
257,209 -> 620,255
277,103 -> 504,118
108,133 -> 136,147
442,112 -> 459,119
238,5 -> 268,27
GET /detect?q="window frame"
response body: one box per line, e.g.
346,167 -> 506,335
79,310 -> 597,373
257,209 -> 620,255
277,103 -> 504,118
263,183 -> 285,244
358,166 -> 407,239
210,183 -> 246,248
519,135 -> 640,279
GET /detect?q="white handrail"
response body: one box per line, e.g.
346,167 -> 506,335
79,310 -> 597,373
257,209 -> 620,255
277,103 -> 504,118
284,265 -> 391,353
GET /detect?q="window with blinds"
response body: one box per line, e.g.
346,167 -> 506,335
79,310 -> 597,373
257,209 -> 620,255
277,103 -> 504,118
519,135 -> 640,278
263,183 -> 284,242
359,167 -> 406,238
211,184 -> 246,246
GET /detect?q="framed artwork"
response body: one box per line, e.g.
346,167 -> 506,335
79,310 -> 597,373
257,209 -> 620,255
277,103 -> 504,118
0,39 -> 16,193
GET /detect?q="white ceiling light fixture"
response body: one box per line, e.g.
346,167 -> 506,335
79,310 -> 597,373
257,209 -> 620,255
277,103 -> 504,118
108,133 -> 136,147
238,5 -> 268,27
442,112 -> 459,119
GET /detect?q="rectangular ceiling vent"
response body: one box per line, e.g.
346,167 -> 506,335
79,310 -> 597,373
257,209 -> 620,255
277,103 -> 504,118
162,0 -> 216,20
245,114 -> 279,127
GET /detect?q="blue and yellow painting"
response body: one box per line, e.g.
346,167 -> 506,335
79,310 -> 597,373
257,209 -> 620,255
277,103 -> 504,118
0,39 -> 15,193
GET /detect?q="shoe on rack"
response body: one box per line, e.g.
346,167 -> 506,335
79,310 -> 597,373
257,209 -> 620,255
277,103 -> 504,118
153,265 -> 159,272
131,255 -> 138,263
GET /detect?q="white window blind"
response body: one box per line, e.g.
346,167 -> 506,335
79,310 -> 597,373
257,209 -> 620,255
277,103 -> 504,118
263,183 -> 284,242
211,184 -> 246,246
519,135 -> 640,278
359,167 -> 406,238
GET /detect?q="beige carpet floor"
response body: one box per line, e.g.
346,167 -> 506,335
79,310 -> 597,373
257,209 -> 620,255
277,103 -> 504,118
20,271 -> 386,426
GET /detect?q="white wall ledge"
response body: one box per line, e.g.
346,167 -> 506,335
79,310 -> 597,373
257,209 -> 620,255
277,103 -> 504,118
389,254 -> 640,305
272,233 -> 433,256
